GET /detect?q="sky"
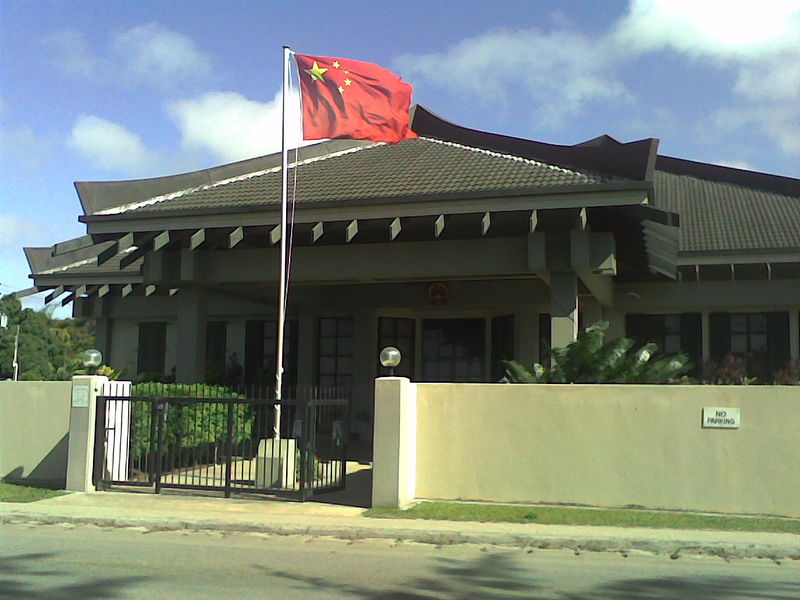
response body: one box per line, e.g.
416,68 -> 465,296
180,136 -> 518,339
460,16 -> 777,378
1,0 -> 798,314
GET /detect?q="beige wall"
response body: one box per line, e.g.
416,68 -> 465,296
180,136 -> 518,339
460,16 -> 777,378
415,384 -> 800,516
0,381 -> 72,486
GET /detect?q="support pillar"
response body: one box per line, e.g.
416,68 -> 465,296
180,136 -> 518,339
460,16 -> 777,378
175,288 -> 207,383
372,377 -> 417,508
66,375 -> 108,492
550,271 -> 578,349
93,297 -> 113,368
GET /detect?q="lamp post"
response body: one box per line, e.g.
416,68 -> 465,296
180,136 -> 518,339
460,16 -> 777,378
379,346 -> 402,376
82,349 -> 103,375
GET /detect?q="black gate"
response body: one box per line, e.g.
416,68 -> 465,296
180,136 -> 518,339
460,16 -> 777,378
93,386 -> 348,501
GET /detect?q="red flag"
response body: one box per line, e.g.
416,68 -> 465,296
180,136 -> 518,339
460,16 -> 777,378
294,53 -> 418,144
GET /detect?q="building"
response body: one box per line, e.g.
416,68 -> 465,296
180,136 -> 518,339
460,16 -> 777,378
24,106 -> 800,433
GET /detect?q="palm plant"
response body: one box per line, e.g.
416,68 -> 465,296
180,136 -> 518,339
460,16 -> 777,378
502,321 -> 691,384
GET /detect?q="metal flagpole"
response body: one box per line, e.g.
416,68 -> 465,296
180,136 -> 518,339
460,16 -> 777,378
273,46 -> 292,439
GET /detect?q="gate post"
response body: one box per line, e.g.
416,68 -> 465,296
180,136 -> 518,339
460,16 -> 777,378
372,377 -> 417,509
66,375 -> 108,492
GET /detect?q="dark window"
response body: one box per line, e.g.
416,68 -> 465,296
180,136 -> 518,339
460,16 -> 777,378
491,315 -> 515,382
244,319 -> 299,387
318,317 -> 353,388
710,312 -> 790,382
377,317 -> 415,378
137,322 -> 166,376
626,313 -> 702,374
421,318 -> 485,382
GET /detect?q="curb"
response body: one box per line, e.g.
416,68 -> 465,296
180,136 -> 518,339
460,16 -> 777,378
3,511 -> 798,561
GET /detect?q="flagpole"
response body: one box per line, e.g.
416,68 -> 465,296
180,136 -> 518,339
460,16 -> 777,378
274,45 -> 292,439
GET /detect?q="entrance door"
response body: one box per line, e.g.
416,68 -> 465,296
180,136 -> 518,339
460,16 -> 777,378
421,318 -> 485,382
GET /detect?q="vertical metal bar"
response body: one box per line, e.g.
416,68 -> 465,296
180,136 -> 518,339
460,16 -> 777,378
148,400 -> 157,485
93,394 -> 107,489
154,400 -> 165,494
224,401 -> 234,497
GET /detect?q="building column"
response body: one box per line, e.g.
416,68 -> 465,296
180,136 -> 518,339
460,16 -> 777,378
790,310 -> 799,361
175,288 -> 207,383
701,310 -> 711,363
92,297 -> 113,367
66,374 -> 108,492
550,271 -> 579,349
372,376 -> 417,508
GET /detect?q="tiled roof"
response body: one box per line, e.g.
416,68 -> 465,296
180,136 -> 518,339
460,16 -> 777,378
112,137 -> 613,215
652,170 -> 800,254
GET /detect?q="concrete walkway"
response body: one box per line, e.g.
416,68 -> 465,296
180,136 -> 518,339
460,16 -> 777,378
2,488 -> 798,561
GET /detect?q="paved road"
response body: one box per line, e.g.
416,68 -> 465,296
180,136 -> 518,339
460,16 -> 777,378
1,523 -> 797,599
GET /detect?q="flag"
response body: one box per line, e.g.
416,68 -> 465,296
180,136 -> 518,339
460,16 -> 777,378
294,53 -> 418,144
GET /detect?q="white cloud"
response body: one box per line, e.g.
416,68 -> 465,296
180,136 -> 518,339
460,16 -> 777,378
167,90 -> 303,163
396,28 -> 631,128
42,30 -> 98,78
0,124 -> 52,170
68,115 -> 155,172
614,1 -> 800,158
43,24 -> 213,89
110,23 -> 214,88
614,0 -> 800,57
713,158 -> 757,171
0,214 -> 41,251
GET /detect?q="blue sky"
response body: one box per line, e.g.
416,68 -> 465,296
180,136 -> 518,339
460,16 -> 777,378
1,0 -> 798,312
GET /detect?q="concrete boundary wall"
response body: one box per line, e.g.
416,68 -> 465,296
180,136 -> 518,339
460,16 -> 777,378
374,382 -> 800,516
0,381 -> 72,487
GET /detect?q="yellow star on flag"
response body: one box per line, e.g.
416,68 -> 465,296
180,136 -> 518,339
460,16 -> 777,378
344,78 -> 352,86
332,60 -> 341,68
305,61 -> 328,82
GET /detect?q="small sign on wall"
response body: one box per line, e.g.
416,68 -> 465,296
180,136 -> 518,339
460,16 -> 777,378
703,407 -> 740,429
72,385 -> 90,407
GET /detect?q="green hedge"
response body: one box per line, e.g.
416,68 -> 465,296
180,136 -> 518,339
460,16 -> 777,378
129,383 -> 255,460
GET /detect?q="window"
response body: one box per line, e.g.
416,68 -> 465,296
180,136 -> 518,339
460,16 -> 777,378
137,322 -> 166,376
710,312 -> 789,381
377,317 -> 415,378
318,317 -> 353,388
421,318 -> 485,382
244,319 -> 299,387
626,313 -> 702,374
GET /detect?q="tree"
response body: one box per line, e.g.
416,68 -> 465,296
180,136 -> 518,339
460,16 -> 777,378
0,294 -> 95,380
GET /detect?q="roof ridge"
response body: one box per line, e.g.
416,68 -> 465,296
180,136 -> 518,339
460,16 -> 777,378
656,168 -> 800,199
420,136 -> 593,179
95,143 -> 383,215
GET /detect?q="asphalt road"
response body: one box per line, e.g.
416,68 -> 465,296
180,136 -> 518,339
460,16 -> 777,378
1,523 -> 798,599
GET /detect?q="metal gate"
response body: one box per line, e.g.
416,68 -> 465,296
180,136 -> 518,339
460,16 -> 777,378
93,386 -> 348,501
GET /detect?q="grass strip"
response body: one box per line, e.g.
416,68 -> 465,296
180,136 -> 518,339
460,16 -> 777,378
0,483 -> 66,503
366,502 -> 800,534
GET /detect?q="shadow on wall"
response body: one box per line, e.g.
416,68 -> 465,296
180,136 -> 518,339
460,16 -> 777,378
2,433 -> 69,488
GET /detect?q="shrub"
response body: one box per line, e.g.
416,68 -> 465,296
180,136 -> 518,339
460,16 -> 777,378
129,383 -> 254,461
502,321 -> 692,384
773,360 -> 800,385
701,355 -> 757,385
